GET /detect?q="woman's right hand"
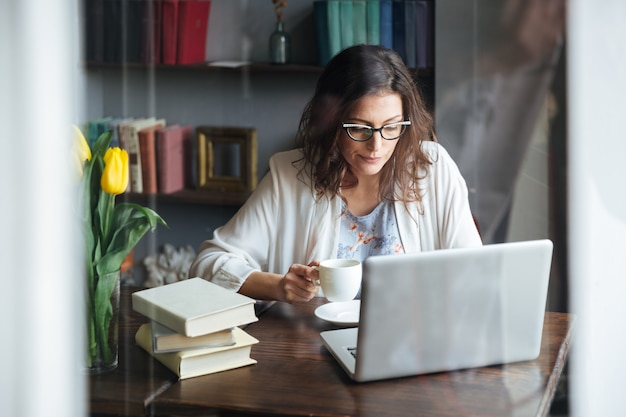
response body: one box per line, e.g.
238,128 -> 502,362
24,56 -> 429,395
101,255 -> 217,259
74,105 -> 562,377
280,263 -> 319,303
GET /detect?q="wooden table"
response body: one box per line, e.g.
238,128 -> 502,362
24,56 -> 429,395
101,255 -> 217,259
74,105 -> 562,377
90,287 -> 574,417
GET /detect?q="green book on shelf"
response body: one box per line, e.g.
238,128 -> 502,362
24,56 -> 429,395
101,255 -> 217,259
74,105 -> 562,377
352,0 -> 367,46
314,1 -> 331,66
366,0 -> 380,45
339,0 -> 354,49
327,0 -> 342,58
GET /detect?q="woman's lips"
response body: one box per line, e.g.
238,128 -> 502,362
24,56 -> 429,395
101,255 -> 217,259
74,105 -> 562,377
360,155 -> 381,163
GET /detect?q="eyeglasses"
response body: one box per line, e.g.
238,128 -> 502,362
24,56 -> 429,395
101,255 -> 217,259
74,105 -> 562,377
341,120 -> 411,142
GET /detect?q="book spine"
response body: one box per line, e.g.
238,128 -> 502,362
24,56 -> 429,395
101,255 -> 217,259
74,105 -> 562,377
127,126 -> 144,193
339,0 -> 354,50
391,0 -> 406,62
161,0 -> 179,64
313,1 -> 331,66
139,129 -> 158,194
379,0 -> 392,49
366,0 -> 380,45
157,128 -> 186,194
176,0 -> 211,64
84,0 -> 105,62
404,0 -> 417,68
352,1 -> 367,46
327,0 -> 342,58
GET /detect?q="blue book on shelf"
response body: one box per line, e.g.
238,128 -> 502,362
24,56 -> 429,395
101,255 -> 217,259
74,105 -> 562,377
404,0 -> 417,68
379,0 -> 392,49
392,0 -> 406,62
415,0 -> 434,68
314,1 -> 332,65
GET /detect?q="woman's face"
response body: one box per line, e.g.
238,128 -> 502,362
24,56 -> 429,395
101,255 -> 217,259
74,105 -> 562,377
338,93 -> 403,181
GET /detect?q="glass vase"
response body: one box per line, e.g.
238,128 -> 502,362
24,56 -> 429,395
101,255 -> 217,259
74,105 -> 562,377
86,269 -> 121,374
269,21 -> 291,65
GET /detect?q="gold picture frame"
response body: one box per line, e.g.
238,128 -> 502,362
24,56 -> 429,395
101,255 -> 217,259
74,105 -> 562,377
196,126 -> 258,192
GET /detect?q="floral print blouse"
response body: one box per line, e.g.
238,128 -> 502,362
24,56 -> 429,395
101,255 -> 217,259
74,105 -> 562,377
337,201 -> 404,262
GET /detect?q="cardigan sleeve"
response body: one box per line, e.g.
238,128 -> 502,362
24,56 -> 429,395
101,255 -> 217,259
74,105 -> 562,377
421,142 -> 483,249
188,169 -> 279,291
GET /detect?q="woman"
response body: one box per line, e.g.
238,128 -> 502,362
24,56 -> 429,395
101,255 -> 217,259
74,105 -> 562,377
189,45 -> 482,303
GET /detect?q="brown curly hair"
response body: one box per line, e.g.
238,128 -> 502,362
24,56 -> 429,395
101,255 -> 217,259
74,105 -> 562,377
295,44 -> 434,205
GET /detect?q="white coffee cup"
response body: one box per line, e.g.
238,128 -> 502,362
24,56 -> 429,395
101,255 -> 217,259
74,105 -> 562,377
314,259 -> 362,302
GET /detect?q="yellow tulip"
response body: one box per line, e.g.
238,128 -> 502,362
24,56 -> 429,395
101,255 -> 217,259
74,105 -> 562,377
101,147 -> 129,195
73,125 -> 92,163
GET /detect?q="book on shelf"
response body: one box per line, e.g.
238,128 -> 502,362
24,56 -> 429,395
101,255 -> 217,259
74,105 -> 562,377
415,0 -> 434,69
352,0 -> 367,46
404,0 -> 417,69
84,0 -> 105,62
138,125 -> 161,194
141,0 -> 163,64
161,0 -> 179,64
131,277 -> 258,337
313,1 -> 331,66
326,0 -> 342,59
156,124 -> 193,194
339,0 -> 354,50
379,0 -> 393,49
150,320 -> 236,353
392,0 -> 406,62
136,324 -> 258,379
85,116 -> 113,147
107,117 -> 134,148
176,0 -> 211,64
366,0 -> 380,45
120,118 -> 165,193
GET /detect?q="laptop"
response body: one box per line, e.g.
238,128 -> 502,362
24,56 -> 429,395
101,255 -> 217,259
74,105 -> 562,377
320,239 -> 553,382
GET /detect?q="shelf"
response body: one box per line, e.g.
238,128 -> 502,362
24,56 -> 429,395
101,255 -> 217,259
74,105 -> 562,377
125,189 -> 251,207
84,61 -> 434,77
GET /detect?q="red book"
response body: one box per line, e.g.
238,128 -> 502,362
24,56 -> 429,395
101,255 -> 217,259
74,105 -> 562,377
156,124 -> 193,194
176,0 -> 211,64
138,126 -> 160,194
161,0 -> 179,64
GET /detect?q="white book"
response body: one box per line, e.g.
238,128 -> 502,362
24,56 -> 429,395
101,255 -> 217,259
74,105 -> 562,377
131,278 -> 258,337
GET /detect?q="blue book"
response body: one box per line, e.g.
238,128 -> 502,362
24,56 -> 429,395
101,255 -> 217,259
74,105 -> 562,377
314,1 -> 332,65
415,0 -> 434,68
392,0 -> 406,62
379,0 -> 393,49
404,0 -> 417,68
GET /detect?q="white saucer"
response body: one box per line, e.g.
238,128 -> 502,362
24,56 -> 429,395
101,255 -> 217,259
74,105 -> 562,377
314,300 -> 360,326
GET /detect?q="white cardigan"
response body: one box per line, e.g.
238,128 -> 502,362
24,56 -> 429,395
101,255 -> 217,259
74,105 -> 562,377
189,141 -> 482,291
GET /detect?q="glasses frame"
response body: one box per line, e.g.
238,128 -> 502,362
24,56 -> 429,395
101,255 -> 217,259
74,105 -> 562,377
341,120 -> 412,142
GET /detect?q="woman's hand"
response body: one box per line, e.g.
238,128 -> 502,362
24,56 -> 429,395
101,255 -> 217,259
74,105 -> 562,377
280,262 -> 320,303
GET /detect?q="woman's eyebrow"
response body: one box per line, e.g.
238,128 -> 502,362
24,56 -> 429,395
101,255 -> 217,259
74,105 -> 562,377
345,115 -> 404,125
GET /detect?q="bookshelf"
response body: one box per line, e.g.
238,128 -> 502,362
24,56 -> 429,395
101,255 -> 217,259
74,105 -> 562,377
125,189 -> 251,206
84,0 -> 436,281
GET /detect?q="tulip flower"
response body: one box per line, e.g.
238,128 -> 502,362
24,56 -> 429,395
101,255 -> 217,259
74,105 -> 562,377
101,147 -> 129,195
77,127 -> 166,371
73,125 -> 92,177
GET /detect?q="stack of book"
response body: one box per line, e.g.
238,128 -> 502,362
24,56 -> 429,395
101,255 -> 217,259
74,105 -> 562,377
313,0 -> 434,69
82,118 -> 194,194
84,0 -> 212,65
132,278 -> 259,379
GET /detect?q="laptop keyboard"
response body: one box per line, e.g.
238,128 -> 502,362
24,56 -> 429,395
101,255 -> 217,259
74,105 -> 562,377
347,346 -> 357,358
